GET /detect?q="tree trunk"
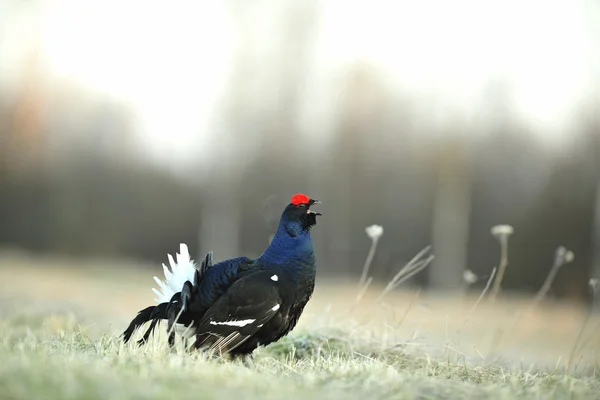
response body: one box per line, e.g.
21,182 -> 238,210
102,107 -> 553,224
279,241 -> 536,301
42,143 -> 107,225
429,136 -> 472,292
591,164 -> 600,310
198,183 -> 241,262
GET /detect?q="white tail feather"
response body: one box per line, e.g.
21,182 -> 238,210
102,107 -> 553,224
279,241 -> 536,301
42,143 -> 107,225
152,243 -> 197,303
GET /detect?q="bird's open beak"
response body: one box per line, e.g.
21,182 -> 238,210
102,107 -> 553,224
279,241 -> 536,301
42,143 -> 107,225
307,199 -> 322,215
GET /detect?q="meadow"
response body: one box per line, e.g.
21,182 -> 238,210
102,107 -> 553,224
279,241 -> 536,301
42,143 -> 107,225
1,249 -> 599,399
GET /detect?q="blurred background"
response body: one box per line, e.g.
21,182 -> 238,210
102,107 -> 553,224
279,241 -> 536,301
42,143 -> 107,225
1,0 -> 600,306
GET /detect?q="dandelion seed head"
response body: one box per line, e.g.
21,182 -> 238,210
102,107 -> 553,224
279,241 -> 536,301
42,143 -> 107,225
555,246 -> 574,264
491,225 -> 514,238
365,224 -> 384,240
564,250 -> 575,263
462,269 -> 478,284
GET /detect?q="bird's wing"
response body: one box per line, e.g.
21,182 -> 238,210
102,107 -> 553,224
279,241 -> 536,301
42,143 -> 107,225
194,270 -> 283,354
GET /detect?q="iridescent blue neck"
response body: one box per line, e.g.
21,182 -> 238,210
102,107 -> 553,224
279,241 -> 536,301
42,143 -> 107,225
256,221 -> 315,269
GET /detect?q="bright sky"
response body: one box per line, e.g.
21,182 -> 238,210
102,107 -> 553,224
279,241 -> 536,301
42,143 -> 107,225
312,0 -> 598,143
0,0 -> 598,165
40,0 -> 234,166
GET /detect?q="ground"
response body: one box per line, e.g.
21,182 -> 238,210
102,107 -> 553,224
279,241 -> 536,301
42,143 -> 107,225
1,250 -> 599,399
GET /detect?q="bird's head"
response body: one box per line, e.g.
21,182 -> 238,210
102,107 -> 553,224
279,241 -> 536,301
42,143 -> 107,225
280,193 -> 322,236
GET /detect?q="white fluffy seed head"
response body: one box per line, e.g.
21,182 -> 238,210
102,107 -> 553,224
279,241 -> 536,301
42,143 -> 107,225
365,224 -> 384,240
462,269 -> 478,284
491,225 -> 514,239
555,246 -> 575,264
564,250 -> 575,263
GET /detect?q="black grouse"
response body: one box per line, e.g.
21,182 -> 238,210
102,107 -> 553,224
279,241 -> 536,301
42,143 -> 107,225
123,193 -> 321,356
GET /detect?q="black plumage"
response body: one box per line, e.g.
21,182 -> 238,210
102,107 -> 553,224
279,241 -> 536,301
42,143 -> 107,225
122,193 -> 321,356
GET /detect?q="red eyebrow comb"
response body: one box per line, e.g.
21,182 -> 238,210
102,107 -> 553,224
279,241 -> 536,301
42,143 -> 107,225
290,193 -> 310,205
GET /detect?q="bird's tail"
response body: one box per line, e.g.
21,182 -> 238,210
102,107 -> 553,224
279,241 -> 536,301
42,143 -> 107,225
152,243 -> 197,304
122,250 -> 214,346
122,303 -> 169,344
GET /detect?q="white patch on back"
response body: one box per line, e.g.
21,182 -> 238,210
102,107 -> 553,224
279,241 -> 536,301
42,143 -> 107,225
271,304 -> 280,311
270,274 -> 278,281
209,319 -> 256,327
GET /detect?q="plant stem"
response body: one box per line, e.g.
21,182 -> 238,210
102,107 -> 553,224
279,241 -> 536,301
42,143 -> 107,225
490,237 -> 508,302
358,238 -> 379,289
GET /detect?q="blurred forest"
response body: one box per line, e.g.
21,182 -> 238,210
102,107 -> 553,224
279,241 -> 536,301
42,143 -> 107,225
1,0 -> 600,304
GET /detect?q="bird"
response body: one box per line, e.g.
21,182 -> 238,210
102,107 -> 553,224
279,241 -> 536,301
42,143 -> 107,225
122,193 -> 321,357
